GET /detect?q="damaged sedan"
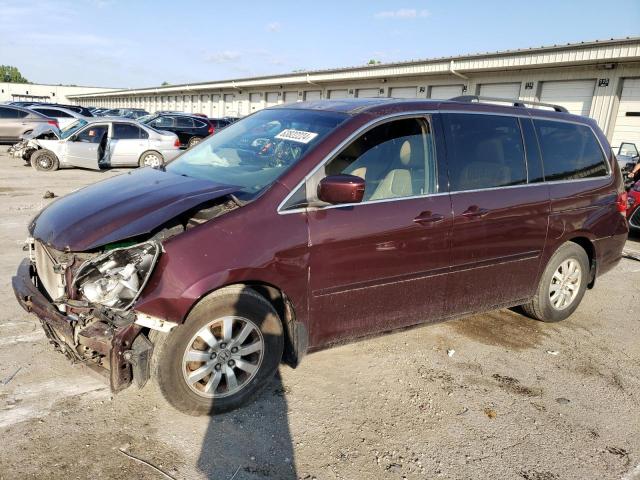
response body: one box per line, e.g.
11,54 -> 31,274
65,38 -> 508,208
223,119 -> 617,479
12,98 -> 628,415
9,117 -> 181,171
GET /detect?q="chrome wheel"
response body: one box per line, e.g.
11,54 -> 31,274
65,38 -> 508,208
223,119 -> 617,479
182,316 -> 264,398
143,153 -> 161,167
549,258 -> 582,310
188,137 -> 201,148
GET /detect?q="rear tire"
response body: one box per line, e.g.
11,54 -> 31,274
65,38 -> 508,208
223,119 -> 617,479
31,149 -> 59,172
138,151 -> 164,168
187,136 -> 202,148
152,286 -> 284,415
521,242 -> 589,322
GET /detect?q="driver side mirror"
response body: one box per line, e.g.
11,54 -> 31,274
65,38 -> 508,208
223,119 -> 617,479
69,134 -> 78,142
317,174 -> 365,205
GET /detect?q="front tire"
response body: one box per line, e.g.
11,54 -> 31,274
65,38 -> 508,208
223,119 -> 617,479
152,286 -> 284,415
31,149 -> 59,171
521,242 -> 589,322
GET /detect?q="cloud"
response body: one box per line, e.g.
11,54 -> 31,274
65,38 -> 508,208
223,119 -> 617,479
204,50 -> 242,63
266,21 -> 282,32
374,8 -> 430,19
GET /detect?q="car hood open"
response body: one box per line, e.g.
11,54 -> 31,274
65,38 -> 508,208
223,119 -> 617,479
30,167 -> 241,251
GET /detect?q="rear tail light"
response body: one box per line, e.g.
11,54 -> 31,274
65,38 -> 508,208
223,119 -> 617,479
616,191 -> 628,215
174,138 -> 181,147
47,120 -> 59,128
208,125 -> 214,135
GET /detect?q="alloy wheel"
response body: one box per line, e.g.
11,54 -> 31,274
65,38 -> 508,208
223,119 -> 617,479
549,258 -> 582,310
38,154 -> 53,170
182,316 -> 264,398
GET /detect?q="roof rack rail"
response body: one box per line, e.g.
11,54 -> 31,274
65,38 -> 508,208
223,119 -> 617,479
449,95 -> 568,113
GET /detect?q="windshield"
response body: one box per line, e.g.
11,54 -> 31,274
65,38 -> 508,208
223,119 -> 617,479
60,119 -> 88,139
166,109 -> 348,197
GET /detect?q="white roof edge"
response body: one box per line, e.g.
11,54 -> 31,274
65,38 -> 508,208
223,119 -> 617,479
68,36 -> 640,98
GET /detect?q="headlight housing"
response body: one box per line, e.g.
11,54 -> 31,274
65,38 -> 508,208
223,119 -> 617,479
73,241 -> 161,311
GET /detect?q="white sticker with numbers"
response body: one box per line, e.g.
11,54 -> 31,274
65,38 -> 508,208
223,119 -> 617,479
274,129 -> 318,144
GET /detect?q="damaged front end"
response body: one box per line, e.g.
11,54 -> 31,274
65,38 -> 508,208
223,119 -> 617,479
12,239 -> 165,392
8,125 -> 60,162
12,166 -> 246,392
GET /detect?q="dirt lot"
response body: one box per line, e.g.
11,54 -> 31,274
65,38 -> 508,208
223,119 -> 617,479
0,146 -> 639,480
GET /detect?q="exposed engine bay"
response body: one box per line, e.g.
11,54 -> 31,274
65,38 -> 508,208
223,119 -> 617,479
23,194 -> 241,391
8,125 -> 60,163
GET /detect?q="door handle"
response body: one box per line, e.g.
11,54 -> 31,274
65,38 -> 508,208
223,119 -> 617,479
413,211 -> 445,225
462,205 -> 490,219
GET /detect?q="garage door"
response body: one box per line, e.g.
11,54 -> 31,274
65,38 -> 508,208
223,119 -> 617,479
250,93 -> 262,112
266,92 -> 279,107
328,89 -> 348,99
390,87 -> 417,98
357,88 -> 379,98
611,78 -> 640,150
224,94 -> 235,115
539,80 -> 595,116
479,83 -> 521,100
210,94 -> 220,117
305,91 -> 321,101
283,91 -> 298,103
430,85 -> 464,99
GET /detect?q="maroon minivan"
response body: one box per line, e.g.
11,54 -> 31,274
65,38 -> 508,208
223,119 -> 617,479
13,97 -> 629,414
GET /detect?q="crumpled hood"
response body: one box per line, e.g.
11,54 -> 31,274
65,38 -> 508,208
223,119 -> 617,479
30,167 -> 240,251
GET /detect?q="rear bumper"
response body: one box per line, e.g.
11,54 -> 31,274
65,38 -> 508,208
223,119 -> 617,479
594,232 -> 628,278
11,258 -> 141,392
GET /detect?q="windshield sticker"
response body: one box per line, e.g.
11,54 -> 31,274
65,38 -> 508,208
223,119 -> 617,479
274,129 -> 319,144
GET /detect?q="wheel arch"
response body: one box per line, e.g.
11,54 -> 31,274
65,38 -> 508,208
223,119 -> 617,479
183,281 -> 307,369
138,149 -> 164,166
565,235 -> 597,288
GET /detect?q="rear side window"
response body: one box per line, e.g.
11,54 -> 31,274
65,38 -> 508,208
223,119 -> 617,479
534,120 -> 608,181
0,107 -> 29,119
37,108 -> 72,118
176,117 -> 195,128
444,114 -> 526,191
113,123 -> 146,139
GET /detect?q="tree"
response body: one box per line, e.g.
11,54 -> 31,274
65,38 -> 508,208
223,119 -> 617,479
0,65 -> 29,83
367,59 -> 382,65
161,81 -> 170,86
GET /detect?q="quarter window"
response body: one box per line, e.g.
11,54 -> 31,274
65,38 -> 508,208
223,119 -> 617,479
534,120 -> 608,181
323,117 -> 436,201
444,113 -> 526,191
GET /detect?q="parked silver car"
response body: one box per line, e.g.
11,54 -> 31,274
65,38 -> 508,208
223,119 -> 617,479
27,105 -> 85,129
11,118 -> 181,171
0,105 -> 58,143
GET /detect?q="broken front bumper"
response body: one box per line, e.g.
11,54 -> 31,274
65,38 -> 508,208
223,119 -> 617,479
11,258 -> 148,392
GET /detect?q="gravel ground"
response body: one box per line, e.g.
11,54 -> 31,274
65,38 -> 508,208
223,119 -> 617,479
0,146 -> 639,480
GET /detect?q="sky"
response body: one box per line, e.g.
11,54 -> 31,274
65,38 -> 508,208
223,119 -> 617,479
1,0 -> 639,89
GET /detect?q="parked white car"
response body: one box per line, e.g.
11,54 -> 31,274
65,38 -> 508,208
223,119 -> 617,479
27,105 -> 85,129
10,118 -> 182,171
